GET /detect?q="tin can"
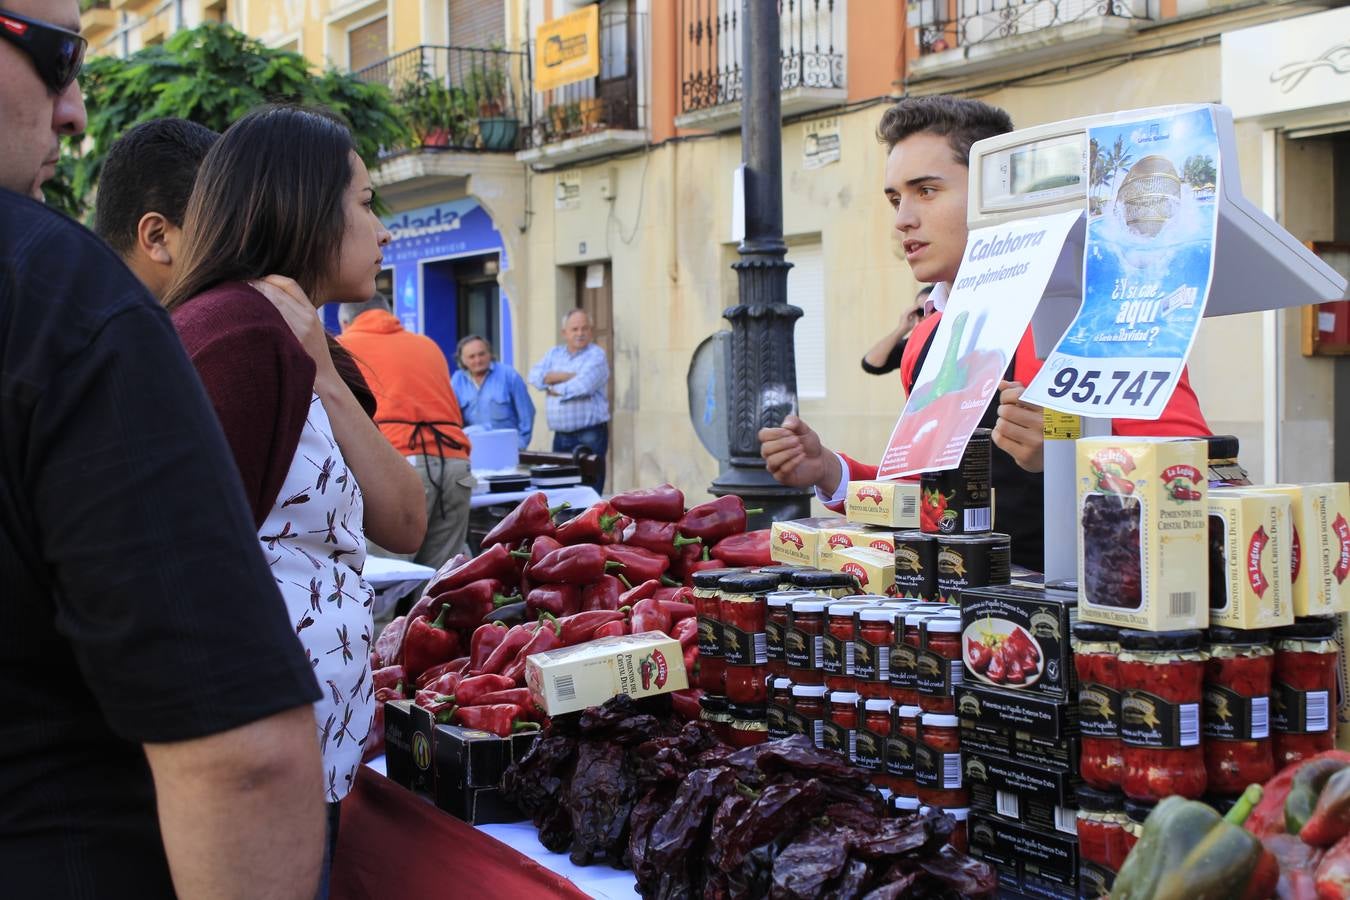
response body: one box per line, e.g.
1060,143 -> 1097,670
920,428 -> 993,535
894,530 -> 938,600
935,533 -> 1011,605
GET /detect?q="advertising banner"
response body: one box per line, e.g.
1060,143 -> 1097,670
535,5 -> 600,92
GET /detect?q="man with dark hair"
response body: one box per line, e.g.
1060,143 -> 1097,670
93,117 -> 218,299
1,3 -> 326,896
760,95 -> 1210,571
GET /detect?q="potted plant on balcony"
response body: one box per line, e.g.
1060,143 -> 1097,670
397,71 -> 472,149
468,50 -> 519,151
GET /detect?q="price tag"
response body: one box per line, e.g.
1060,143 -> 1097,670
1023,106 -> 1220,422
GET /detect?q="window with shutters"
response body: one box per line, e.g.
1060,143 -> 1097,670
449,0 -> 506,49
348,16 -> 388,73
786,241 -> 827,399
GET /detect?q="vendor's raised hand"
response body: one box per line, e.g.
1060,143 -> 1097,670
249,275 -> 339,382
758,415 -> 842,494
992,380 -> 1045,473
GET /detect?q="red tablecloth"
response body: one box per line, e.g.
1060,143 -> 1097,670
331,767 -> 591,899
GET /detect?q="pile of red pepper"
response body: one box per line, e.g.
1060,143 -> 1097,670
364,485 -> 773,749
1242,750 -> 1350,899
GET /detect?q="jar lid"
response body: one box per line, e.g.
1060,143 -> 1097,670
827,599 -> 873,617
1076,786 -> 1125,812
770,677 -> 794,691
756,565 -> 806,577
1045,578 -> 1078,592
893,796 -> 921,811
943,807 -> 970,821
790,570 -> 860,589
699,695 -> 728,713
1072,622 -> 1121,642
924,617 -> 961,634
717,571 -> 780,594
829,691 -> 861,705
921,713 -> 960,728
853,594 -> 898,603
905,612 -> 940,627
691,567 -> 747,588
1206,434 -> 1240,460
768,590 -> 814,607
726,702 -> 767,720
859,606 -> 898,623
896,704 -> 923,718
914,602 -> 956,612
936,532 -> 1011,545
864,698 -> 894,712
1276,616 -> 1338,639
1206,626 -> 1271,645
1124,797 -> 1157,824
895,530 -> 937,543
1118,628 -> 1203,653
792,684 -> 829,698
789,598 -> 830,614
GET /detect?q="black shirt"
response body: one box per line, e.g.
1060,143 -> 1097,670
860,338 -> 908,375
0,190 -> 322,898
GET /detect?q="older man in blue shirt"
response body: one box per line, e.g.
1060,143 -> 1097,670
528,309 -> 610,492
452,335 -> 535,450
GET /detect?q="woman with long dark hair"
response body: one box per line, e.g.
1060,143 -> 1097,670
163,105 -> 426,891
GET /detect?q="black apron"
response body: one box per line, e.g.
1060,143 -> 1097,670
910,326 -> 1045,573
377,419 -> 466,517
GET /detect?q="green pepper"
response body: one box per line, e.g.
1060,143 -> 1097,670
1114,785 -> 1278,900
1285,757 -> 1350,836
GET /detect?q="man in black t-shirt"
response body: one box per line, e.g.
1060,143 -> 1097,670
1,3 -> 327,897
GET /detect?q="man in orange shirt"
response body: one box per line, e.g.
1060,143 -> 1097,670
339,294 -> 474,568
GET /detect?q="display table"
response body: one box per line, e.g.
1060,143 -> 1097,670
469,484 -> 600,511
332,766 -> 636,900
362,556 -> 437,623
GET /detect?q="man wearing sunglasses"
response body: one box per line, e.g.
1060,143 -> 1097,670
1,3 -> 328,898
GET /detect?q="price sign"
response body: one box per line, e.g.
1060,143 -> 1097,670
1023,107 -> 1220,421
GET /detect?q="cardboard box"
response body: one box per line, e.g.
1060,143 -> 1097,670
431,725 -> 526,823
960,585 -> 1078,699
845,480 -> 921,528
383,699 -> 416,789
1076,437 -> 1209,631
1257,483 -> 1350,617
958,685 -> 1079,770
408,703 -> 440,796
526,632 -> 688,716
964,750 -> 1081,835
1079,861 -> 1115,899
824,546 -> 897,596
817,524 -> 897,567
770,516 -> 846,566
1207,490 -> 1294,629
968,812 -> 1079,889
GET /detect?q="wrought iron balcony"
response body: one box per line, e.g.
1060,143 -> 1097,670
677,0 -> 846,130
356,45 -> 529,153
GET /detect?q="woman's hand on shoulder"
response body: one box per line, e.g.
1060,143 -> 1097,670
249,276 -> 338,381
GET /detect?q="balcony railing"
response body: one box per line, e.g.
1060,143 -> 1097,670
678,0 -> 845,116
356,45 -> 529,153
910,0 -> 1154,56
523,10 -> 646,149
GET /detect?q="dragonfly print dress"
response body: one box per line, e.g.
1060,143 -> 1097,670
259,393 -> 376,802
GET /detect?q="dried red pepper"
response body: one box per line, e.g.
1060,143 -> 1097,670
530,544 -> 624,585
481,491 -> 566,548
402,607 -> 462,680
610,483 -> 685,521
711,529 -> 773,567
625,519 -> 701,558
555,501 -> 626,545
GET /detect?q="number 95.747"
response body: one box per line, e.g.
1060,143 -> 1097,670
1044,367 -> 1170,407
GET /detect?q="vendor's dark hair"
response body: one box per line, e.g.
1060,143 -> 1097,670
876,96 -> 1013,166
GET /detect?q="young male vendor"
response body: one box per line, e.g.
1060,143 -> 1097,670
758,96 -> 1210,572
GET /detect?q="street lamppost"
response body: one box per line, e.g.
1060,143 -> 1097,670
710,0 -> 813,528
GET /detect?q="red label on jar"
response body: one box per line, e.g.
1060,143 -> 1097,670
841,562 -> 869,587
1248,526 -> 1270,598
1333,514 -> 1350,584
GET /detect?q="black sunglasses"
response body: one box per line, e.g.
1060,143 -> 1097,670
0,9 -> 87,94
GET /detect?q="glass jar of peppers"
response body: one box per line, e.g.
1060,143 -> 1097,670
823,600 -> 869,691
791,569 -> 863,599
692,568 -> 736,694
892,612 -> 936,708
790,683 -> 829,748
1076,786 -> 1128,872
892,795 -> 921,818
858,698 -> 893,789
824,690 -> 860,761
916,616 -> 964,715
758,565 -> 808,592
1072,622 -> 1124,790
786,597 -> 829,685
855,607 -> 896,700
699,694 -> 733,744
1118,629 -> 1208,802
915,713 -> 966,808
718,572 -> 775,705
766,591 -> 810,678
1272,616 -> 1340,769
727,703 -> 768,748
1203,627 -> 1274,796
767,676 -> 794,741
886,704 -> 922,799
1121,798 -> 1155,859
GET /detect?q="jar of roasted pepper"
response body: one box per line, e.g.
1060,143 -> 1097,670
915,713 -> 967,808
1272,616 -> 1339,769
1121,798 -> 1155,858
892,795 -> 921,818
892,612 -> 936,707
718,572 -> 774,705
767,676 -> 794,741
855,607 -> 896,699
1073,622 -> 1124,790
823,600 -> 870,691
916,617 -> 963,714
857,698 -> 893,787
1076,786 -> 1127,870
824,690 -> 860,761
885,704 -> 922,799
692,568 -> 738,694
1118,629 -> 1208,802
1203,627 -> 1274,796
919,806 -> 969,854
790,683 -> 829,748
785,597 -> 828,685
766,591 -> 810,678
757,565 -> 808,592
699,694 -> 733,744
791,569 -> 862,598
727,703 -> 768,748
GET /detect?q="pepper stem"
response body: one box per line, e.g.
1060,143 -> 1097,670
539,611 -> 562,638
1224,784 -> 1263,826
617,573 -> 634,590
673,533 -> 702,548
512,721 -> 542,733
660,575 -> 681,587
743,508 -> 765,515
548,502 -> 571,518
605,560 -> 627,574
509,548 -> 532,560
493,593 -> 520,608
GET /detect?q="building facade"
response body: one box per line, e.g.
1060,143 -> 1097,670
82,0 -> 1350,496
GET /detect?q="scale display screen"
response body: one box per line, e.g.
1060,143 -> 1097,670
979,133 -> 1087,211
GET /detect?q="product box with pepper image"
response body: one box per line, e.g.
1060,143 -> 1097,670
957,685 -> 1079,770
769,516 -> 847,566
960,585 -> 1078,699
1207,489 -> 1294,630
845,480 -> 920,529
432,725 -> 527,824
822,545 -> 897,596
968,812 -> 1079,898
1257,483 -> 1350,617
383,699 -> 416,789
1076,437 -> 1209,631
817,523 -> 897,568
963,750 -> 1081,836
526,632 -> 688,716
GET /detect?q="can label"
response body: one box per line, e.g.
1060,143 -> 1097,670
936,535 -> 1011,604
855,725 -> 885,771
920,429 -> 993,535
721,623 -> 766,666
885,732 -> 916,778
894,532 -> 937,600
1078,682 -> 1121,739
1121,690 -> 1200,748
697,615 -> 723,658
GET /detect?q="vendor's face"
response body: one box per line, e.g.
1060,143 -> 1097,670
884,131 -> 970,286
461,339 -> 492,377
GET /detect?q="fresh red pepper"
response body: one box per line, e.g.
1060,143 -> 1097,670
618,578 -> 662,609
475,688 -> 534,709
414,657 -> 470,690
653,585 -> 691,604
685,557 -> 729,585
452,673 -> 518,706
669,688 -> 703,720
554,609 -> 627,645
364,679 -> 408,761
420,671 -> 463,697
430,578 -> 517,630
402,607 -> 462,680
660,598 -> 697,622
603,545 -> 670,584
678,495 -> 755,543
592,619 -> 627,639
478,621 -> 540,675
668,541 -> 707,582
525,583 -> 582,618
513,535 -> 563,573
581,575 -> 625,611
624,519 -> 702,559
554,501 -> 626,546
452,703 -> 531,738
424,543 -> 517,597
529,544 -> 624,585
374,615 -> 408,668
630,597 -> 673,635
413,690 -> 458,723
469,622 -> 508,672
501,616 -> 563,683
672,615 -> 699,651
711,529 -> 773,567
480,492 -> 567,548
372,665 -> 406,694
610,483 -> 686,522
